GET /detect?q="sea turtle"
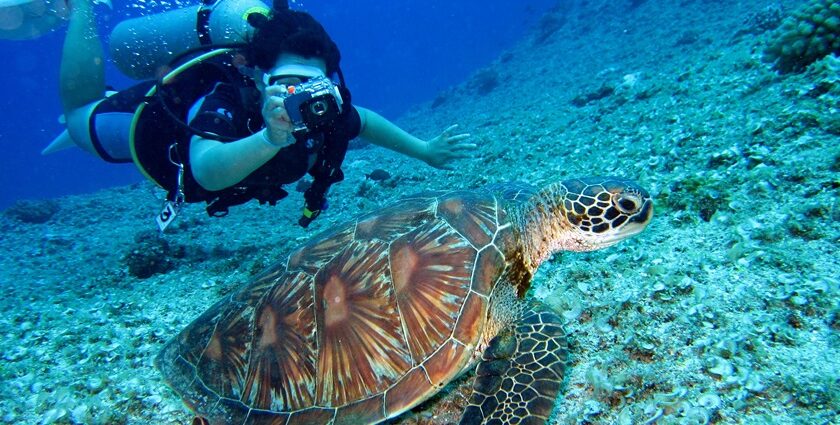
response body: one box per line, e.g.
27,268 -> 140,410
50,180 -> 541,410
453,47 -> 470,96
157,176 -> 653,424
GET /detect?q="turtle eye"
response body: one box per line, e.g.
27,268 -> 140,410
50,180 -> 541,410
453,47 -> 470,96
614,193 -> 641,214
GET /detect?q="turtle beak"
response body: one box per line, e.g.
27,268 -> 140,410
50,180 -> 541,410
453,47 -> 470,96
579,190 -> 653,251
620,198 -> 653,237
579,196 -> 653,250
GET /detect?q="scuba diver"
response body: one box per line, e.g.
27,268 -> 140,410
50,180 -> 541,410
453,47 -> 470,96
50,0 -> 475,230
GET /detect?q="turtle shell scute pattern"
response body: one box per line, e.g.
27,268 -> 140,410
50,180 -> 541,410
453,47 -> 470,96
484,181 -> 538,203
157,187 -> 519,422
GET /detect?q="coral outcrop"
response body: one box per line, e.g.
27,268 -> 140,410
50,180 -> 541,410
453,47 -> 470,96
764,0 -> 840,73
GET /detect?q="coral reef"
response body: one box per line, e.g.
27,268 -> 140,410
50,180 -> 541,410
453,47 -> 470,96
468,68 -> 500,95
764,0 -> 840,73
121,231 -> 183,279
571,84 -> 615,107
533,10 -> 566,45
658,173 -> 729,223
735,4 -> 785,38
3,199 -> 60,224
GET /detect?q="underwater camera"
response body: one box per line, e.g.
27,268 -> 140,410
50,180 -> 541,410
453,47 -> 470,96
277,77 -> 344,134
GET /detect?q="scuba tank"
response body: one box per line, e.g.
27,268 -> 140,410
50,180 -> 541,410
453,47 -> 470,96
108,0 -> 270,80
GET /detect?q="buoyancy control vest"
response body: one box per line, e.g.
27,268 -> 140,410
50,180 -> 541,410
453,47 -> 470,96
129,48 -> 350,230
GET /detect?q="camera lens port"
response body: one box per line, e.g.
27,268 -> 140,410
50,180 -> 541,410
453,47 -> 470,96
310,100 -> 329,116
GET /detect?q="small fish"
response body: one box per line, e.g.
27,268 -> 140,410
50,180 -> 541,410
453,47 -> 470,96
365,169 -> 391,181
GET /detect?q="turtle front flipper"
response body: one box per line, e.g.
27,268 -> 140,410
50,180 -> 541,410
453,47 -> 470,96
459,302 -> 569,425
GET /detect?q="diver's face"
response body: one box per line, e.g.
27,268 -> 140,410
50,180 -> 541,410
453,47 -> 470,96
259,53 -> 327,91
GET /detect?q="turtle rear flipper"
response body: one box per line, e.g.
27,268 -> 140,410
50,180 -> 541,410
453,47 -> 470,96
460,303 -> 569,425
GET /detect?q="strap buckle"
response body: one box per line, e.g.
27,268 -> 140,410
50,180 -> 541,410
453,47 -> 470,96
156,144 -> 187,233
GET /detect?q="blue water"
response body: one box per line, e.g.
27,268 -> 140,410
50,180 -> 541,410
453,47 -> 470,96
0,0 -> 555,210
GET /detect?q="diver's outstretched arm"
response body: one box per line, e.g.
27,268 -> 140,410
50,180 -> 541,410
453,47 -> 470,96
355,106 -> 475,170
59,0 -> 105,113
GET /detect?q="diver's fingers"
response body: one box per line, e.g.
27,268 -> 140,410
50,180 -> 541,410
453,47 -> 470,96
446,133 -> 471,143
263,96 -> 281,111
445,151 -> 474,159
449,143 -> 478,151
263,96 -> 287,117
441,124 -> 460,135
264,85 -> 287,97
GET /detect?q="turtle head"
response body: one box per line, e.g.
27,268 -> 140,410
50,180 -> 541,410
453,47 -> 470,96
554,177 -> 653,251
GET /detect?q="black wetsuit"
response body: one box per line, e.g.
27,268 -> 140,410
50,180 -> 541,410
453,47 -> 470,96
190,82 -> 360,188
184,81 -> 361,215
117,50 -> 358,219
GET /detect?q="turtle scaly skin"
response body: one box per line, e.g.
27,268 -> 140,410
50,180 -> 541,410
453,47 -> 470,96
156,177 -> 653,424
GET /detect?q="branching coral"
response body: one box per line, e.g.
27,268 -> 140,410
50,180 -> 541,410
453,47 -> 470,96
763,0 -> 840,73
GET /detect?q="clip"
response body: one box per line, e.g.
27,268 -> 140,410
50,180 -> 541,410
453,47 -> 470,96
157,144 -> 187,232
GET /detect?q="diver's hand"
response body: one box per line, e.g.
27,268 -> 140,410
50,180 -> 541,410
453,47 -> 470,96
424,124 -> 475,170
261,85 -> 295,148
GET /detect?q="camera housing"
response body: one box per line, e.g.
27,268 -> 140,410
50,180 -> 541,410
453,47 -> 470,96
277,76 -> 344,134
